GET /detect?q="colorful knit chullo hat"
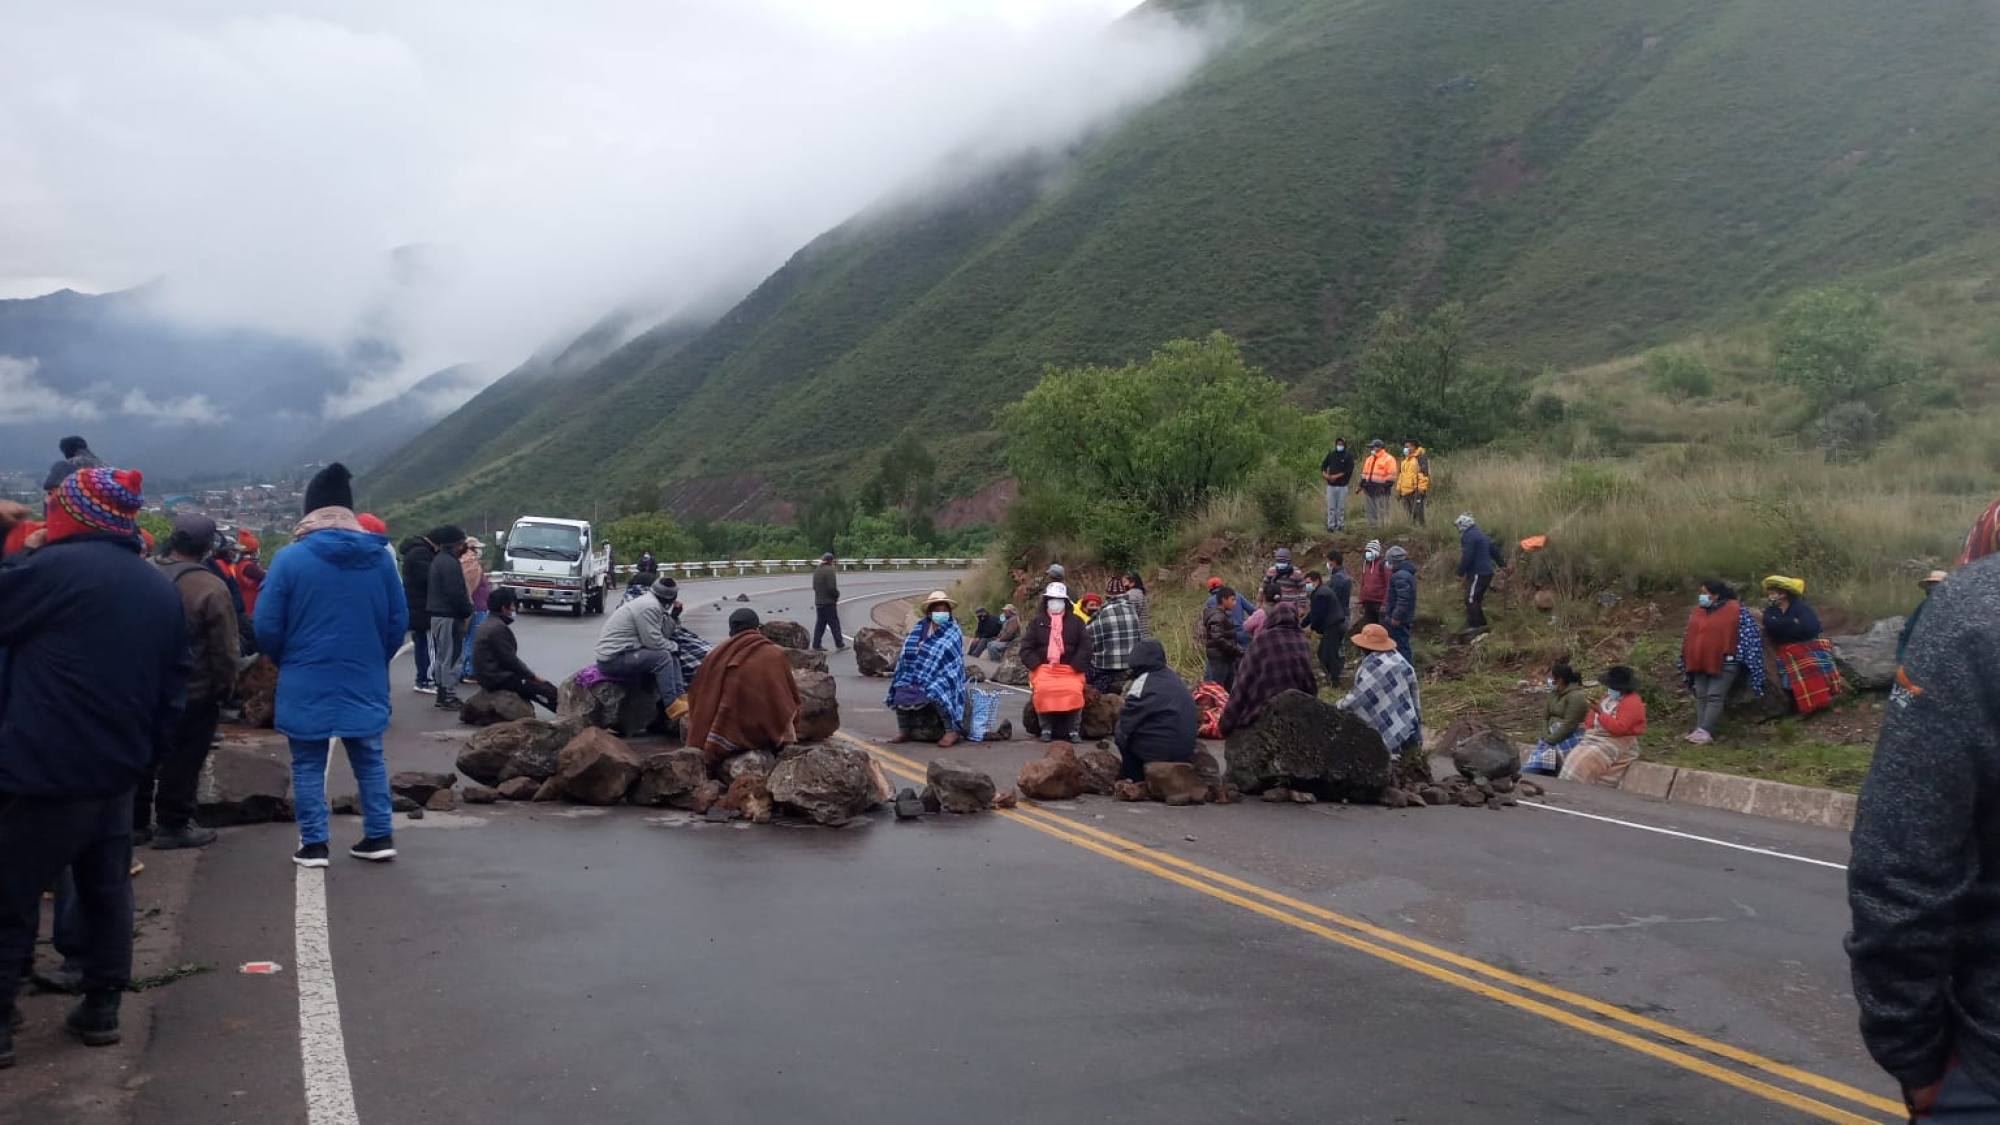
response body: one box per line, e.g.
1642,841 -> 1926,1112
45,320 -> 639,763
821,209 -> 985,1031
46,467 -> 144,544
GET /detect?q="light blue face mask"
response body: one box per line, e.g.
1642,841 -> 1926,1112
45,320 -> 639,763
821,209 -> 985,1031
1698,593 -> 1714,608
930,610 -> 953,626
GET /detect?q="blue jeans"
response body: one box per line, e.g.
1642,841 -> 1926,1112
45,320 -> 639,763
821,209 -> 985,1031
460,610 -> 488,679
1388,622 -> 1412,663
290,735 -> 392,846
411,624 -> 432,687
1915,1059 -> 2000,1119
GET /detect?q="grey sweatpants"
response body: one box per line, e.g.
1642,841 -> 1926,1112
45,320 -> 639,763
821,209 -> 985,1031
1364,489 -> 1391,527
1325,483 -> 1349,530
1692,666 -> 1739,734
429,616 -> 462,687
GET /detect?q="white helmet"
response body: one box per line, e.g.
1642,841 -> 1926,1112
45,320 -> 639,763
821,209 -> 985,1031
1044,582 -> 1070,601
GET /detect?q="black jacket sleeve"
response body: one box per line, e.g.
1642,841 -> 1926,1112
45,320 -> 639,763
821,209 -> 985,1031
427,552 -> 473,618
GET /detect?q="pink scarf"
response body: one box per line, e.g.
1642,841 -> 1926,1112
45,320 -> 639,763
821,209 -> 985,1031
1045,609 -> 1067,665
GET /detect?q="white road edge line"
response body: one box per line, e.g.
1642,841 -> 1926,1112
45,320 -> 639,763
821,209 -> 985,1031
296,866 -> 362,1125
1518,801 -> 1849,871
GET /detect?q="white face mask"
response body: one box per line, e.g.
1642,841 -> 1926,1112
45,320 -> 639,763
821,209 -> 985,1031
1047,599 -> 1065,615
1365,550 -> 1380,562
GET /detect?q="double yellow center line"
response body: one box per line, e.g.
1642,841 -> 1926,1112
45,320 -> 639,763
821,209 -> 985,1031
857,738 -> 1901,1124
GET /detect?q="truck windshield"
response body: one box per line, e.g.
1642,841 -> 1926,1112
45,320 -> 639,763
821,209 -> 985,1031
508,523 -> 581,560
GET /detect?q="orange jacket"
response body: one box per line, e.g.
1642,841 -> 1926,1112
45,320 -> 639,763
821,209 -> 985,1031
1360,449 -> 1399,488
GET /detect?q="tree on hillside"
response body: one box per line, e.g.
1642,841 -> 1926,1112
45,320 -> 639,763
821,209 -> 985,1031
601,511 -> 700,564
857,429 -> 939,543
1352,303 -> 1527,450
1002,331 -> 1305,563
797,487 -> 855,553
1774,287 -> 1912,414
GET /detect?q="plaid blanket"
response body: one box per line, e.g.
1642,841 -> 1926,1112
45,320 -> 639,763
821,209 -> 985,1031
1194,681 -> 1229,740
1219,604 -> 1318,734
1338,650 -> 1422,756
1087,596 -> 1143,671
671,626 -> 712,687
887,618 -> 968,730
1524,728 -> 1584,775
1774,638 -> 1846,715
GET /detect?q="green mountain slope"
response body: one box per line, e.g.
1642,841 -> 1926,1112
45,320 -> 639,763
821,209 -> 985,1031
370,0 -> 2000,528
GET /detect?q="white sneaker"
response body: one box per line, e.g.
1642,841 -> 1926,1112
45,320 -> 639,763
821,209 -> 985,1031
413,682 -> 436,695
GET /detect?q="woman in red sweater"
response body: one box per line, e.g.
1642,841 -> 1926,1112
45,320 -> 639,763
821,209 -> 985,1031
1560,665 -> 1648,786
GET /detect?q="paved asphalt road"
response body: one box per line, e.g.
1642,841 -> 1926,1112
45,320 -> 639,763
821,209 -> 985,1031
97,569 -> 1896,1123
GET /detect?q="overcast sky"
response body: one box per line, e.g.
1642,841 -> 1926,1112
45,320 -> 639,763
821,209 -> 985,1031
0,0 -> 1219,416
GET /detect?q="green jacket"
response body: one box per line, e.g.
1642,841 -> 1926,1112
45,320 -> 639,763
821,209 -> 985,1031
1545,684 -> 1590,744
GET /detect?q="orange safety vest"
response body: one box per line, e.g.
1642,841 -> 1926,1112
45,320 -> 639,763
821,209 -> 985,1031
1360,449 -> 1399,486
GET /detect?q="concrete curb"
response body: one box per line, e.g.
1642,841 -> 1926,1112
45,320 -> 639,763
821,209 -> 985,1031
1617,760 -> 1856,832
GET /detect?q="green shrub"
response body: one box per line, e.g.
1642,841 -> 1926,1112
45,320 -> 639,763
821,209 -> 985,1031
1527,392 -> 1568,425
1774,286 -> 1913,414
1545,464 -> 1628,511
1247,462 -> 1299,535
1815,402 -> 1883,462
1351,303 -> 1528,451
1645,350 -> 1715,401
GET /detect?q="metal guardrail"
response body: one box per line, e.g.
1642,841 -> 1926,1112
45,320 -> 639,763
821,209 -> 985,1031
612,557 -> 983,578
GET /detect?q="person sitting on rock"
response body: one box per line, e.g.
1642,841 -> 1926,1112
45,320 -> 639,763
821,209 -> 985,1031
1524,660 -> 1588,777
1560,666 -> 1648,786
1761,574 -> 1845,716
1113,639 -> 1198,782
1024,582 -> 1092,743
1085,586 -> 1143,693
1219,603 -> 1318,736
986,604 -> 1021,662
686,608 -> 800,768
471,589 -> 557,711
1337,623 -> 1422,758
966,606 -> 1003,658
887,592 -> 970,746
595,577 -> 688,710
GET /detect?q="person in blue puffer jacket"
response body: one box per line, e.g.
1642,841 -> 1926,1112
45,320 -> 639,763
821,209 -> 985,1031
1455,513 -> 1502,633
253,464 -> 407,869
1384,545 -> 1418,664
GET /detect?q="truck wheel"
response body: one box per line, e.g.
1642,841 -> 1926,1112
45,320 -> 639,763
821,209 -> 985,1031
570,601 -> 583,618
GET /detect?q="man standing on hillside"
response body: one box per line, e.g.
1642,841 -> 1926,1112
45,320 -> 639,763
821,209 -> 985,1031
1396,438 -> 1432,526
139,513 -> 240,851
1847,503 -> 2000,1118
0,467 -> 187,1063
1305,551 -> 1352,685
1455,513 -> 1500,634
1359,439 -> 1398,528
1384,545 -> 1418,662
812,552 -> 845,651
424,527 -> 472,710
1320,437 -> 1354,533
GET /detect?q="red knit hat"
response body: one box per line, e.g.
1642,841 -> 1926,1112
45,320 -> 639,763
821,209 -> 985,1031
46,467 -> 144,544
356,512 -> 388,535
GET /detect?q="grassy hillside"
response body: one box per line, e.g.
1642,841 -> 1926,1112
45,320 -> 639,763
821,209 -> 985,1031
370,0 -> 2000,529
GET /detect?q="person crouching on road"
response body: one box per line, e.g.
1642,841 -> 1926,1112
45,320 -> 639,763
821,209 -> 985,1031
139,513 -> 240,850
1761,575 -> 1844,716
1523,660 -> 1587,777
1338,624 -> 1422,760
472,589 -> 558,711
887,592 -> 969,748
686,608 -> 800,767
1113,640 -> 1198,782
596,578 -> 689,712
254,463 -> 407,868
424,527 -> 473,709
0,467 -> 186,1064
1559,665 -> 1647,786
1024,582 -> 1092,744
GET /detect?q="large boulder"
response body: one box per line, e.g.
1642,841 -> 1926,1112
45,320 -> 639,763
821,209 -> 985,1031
555,729 -> 643,805
633,748 -> 709,807
717,776 -> 774,823
759,619 -> 811,650
456,718 -> 576,786
197,741 -> 292,825
1830,616 -> 1905,691
794,669 -> 841,742
460,689 -> 534,726
390,770 -> 456,805
496,776 -> 541,801
557,672 -> 661,736
237,657 -> 280,729
896,703 -> 952,744
1223,690 -> 1392,800
991,648 -> 1029,687
768,743 -> 881,825
1450,726 -> 1519,782
1076,748 -> 1121,796
786,648 -> 829,674
1018,742 -> 1087,801
925,759 -> 997,813
1145,762 -> 1208,806
721,749 -> 778,782
852,627 -> 901,677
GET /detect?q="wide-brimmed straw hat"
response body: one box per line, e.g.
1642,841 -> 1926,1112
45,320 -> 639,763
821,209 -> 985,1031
1351,623 -> 1397,652
923,590 -> 956,611
1920,570 -> 1948,588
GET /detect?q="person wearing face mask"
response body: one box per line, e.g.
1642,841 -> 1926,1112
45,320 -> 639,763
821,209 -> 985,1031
1304,552 -> 1353,685
1395,438 -> 1431,526
1266,547 -> 1308,612
1023,583 -> 1092,743
1524,661 -> 1589,776
1356,539 -> 1391,626
886,593 -> 969,747
1383,545 -> 1418,662
1678,579 -> 1765,744
1320,437 -> 1355,532
1760,575 -> 1845,716
471,589 -> 558,711
1358,439 -> 1399,528
685,608 -> 801,766
1560,666 -> 1648,786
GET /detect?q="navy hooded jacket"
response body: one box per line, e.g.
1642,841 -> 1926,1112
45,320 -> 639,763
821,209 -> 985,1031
0,533 -> 189,797
255,528 -> 408,741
